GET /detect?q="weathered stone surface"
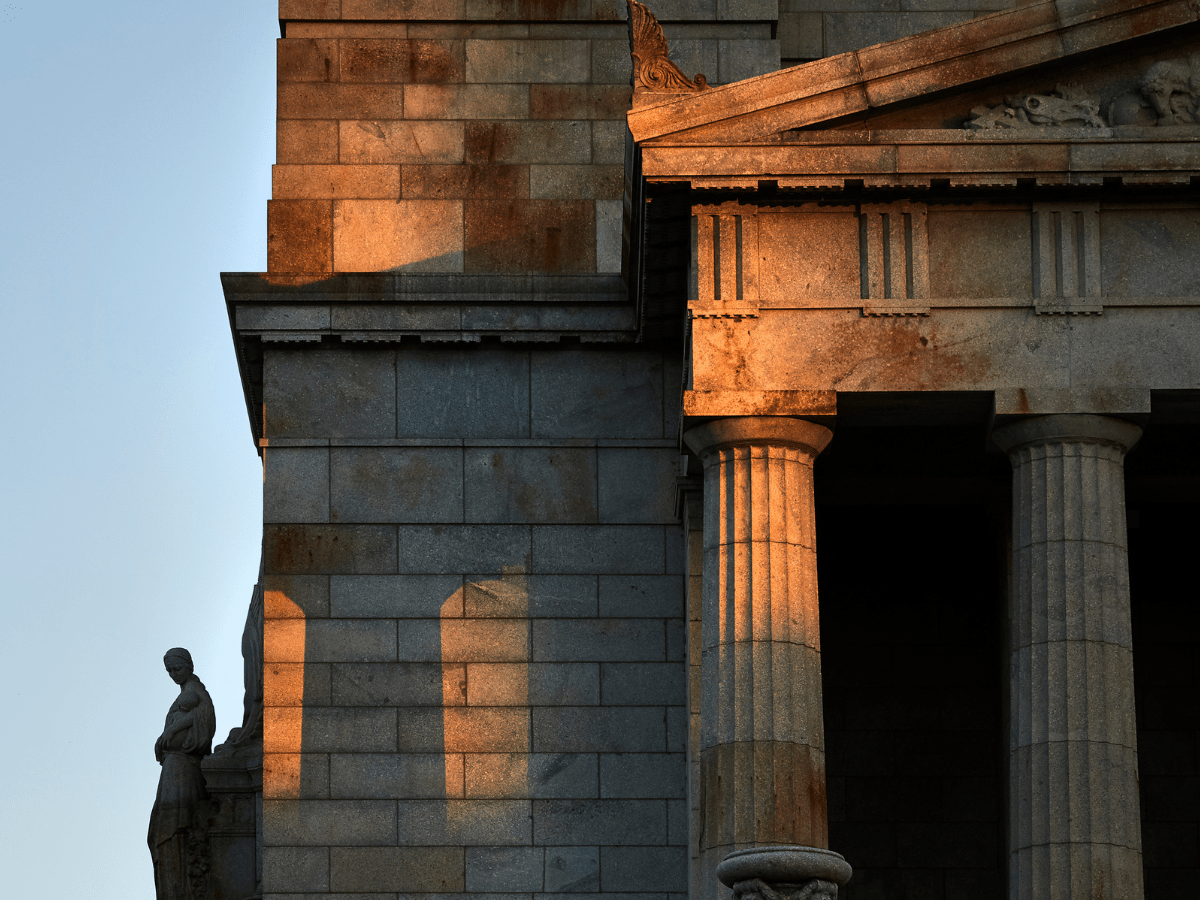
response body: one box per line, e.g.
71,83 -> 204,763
264,345 -> 396,439
465,447 -> 598,523
333,199 -> 464,272
331,447 -> 464,523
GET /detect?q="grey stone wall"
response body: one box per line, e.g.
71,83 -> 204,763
778,0 -> 1020,65
260,341 -> 691,899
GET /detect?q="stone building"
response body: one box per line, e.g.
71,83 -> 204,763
220,0 -> 1200,898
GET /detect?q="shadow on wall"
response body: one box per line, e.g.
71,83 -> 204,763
262,565 -> 536,839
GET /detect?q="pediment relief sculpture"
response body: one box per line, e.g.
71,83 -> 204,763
626,0 -> 708,94
967,56 -> 1200,131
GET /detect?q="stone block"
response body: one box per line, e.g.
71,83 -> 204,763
263,846 -> 329,892
330,447 -> 464,524
600,662 -> 685,706
396,525 -> 531,573
667,798 -> 687,846
532,799 -> 666,846
331,574 -> 464,617
341,120 -> 465,164
665,706 -> 686,752
465,448 -> 598,523
465,40 -> 589,83
530,663 -> 601,705
265,662 -> 332,707
329,847 -> 465,892
717,0 -> 776,18
278,120 -> 340,164
468,661 -> 601,705
531,85 -> 632,119
273,164 -> 400,200
545,847 -> 600,892
264,525 -> 399,575
533,708 -> 667,752
278,39 -> 338,82
660,38 -> 717,86
1102,210 -> 1200,297
444,707 -> 531,751
465,752 -> 599,799
341,39 -> 465,83
534,619 -> 666,662
266,578 -> 331,619
718,40 -> 780,83
597,450 -> 679,525
405,84 -> 529,119
599,754 -> 686,799
591,120 -> 625,165
441,619 -> 530,662
264,344 -> 396,439
280,0 -> 340,16
778,12 -> 822,59
824,11 -> 972,56
589,39 -> 632,84
265,621 -> 308,664
600,847 -> 688,892
265,448 -> 330,524
278,84 -> 406,119
397,345 -> 530,438
596,200 -> 622,274
530,165 -> 623,200
397,799 -> 532,844
464,200 -> 595,274
467,847 -> 546,891
301,707 -> 398,751
927,209 -> 1031,298
530,349 -> 664,439
332,661 -> 451,706
598,576 -> 684,618
306,619 -> 398,661
268,200 -> 332,273
392,620 -> 441,662
403,163 -> 530,199
263,799 -> 397,845
333,199 -> 464,272
331,752 -> 457,799
665,620 -> 684,662
466,121 -> 591,166
465,574 -> 597,617
531,527 -> 665,576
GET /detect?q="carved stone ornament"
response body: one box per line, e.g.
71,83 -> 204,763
965,56 -> 1200,130
212,558 -> 264,761
149,648 -> 217,900
966,84 -> 1106,130
716,847 -> 853,900
626,0 -> 708,93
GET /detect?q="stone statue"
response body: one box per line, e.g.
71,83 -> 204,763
149,647 -> 216,900
1110,54 -> 1200,126
213,567 -> 264,759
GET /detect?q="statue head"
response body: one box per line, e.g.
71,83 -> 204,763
164,648 -> 194,685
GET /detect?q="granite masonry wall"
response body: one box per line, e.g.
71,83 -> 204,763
259,341 -> 692,899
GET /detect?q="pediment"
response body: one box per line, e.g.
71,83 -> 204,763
627,0 -> 1200,145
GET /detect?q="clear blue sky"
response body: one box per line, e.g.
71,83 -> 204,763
0,3 -> 276,895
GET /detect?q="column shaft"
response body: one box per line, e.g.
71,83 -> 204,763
995,414 -> 1145,900
684,417 -> 833,880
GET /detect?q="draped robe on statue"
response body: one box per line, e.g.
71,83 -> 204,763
149,675 -> 217,900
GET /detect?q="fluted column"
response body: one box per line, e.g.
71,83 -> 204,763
684,417 -> 849,900
992,414 -> 1145,900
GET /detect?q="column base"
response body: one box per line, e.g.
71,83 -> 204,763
717,847 -> 852,900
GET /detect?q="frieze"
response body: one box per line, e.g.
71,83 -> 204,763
966,56 -> 1200,131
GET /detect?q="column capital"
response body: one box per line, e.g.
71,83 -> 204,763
683,417 -> 833,459
991,413 -> 1142,456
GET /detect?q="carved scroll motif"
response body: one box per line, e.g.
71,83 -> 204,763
733,878 -> 840,900
626,0 -> 708,93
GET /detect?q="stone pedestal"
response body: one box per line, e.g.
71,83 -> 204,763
202,755 -> 262,900
992,414 -> 1145,900
683,417 -> 845,896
